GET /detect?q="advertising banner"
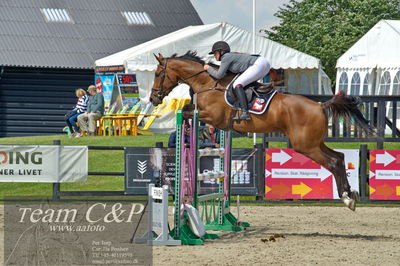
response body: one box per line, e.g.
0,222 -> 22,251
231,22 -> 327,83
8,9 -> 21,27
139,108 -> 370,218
116,74 -> 139,107
95,75 -> 115,110
124,148 -> 261,195
0,145 -> 88,182
199,149 -> 258,195
265,148 -> 359,199
369,150 -> 400,200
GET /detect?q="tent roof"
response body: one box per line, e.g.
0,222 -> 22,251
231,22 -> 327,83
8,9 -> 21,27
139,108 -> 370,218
0,0 -> 202,69
95,22 -> 321,70
336,20 -> 400,69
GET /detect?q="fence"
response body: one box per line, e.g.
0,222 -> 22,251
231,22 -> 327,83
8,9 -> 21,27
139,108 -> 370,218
31,95 -> 400,203
261,95 -> 400,149
51,140 -> 126,200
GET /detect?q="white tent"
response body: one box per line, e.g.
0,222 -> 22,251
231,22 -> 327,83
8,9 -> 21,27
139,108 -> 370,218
336,20 -> 400,96
96,22 -> 332,133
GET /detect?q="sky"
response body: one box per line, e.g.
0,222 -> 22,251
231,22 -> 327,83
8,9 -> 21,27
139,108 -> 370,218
189,0 -> 292,33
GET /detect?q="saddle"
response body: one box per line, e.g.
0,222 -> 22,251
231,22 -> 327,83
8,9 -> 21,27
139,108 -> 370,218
225,80 -> 278,115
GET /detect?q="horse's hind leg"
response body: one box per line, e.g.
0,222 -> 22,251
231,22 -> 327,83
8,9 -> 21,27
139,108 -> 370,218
293,143 -> 357,211
321,145 -> 360,203
320,146 -> 350,195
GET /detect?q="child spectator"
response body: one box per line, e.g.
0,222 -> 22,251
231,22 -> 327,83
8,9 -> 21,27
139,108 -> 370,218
65,88 -> 89,137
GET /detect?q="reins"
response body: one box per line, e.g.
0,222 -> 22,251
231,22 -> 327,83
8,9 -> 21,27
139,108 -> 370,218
157,59 -> 227,96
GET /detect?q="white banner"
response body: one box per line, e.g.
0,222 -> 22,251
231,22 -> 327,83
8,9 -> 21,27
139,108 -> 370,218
333,149 -> 360,199
0,145 -> 88,182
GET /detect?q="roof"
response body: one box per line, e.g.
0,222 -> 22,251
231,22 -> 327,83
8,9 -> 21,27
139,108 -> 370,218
95,22 -> 321,70
0,0 -> 203,69
336,20 -> 400,69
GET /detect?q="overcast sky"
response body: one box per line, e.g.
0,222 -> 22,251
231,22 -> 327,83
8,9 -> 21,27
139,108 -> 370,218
190,0 -> 291,33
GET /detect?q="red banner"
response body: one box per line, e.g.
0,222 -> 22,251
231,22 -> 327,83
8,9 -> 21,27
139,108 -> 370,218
369,150 -> 400,200
265,148 -> 359,199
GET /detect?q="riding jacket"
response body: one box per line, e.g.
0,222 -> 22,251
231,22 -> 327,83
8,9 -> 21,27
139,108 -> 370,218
207,52 -> 259,79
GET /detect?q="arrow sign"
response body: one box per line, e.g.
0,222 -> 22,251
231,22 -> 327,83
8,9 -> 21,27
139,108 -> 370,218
271,167 -> 332,181
292,182 -> 312,197
376,152 -> 395,166
265,169 -> 271,177
291,152 -> 310,165
369,170 -> 375,178
375,183 -> 395,197
272,150 -> 291,165
270,183 -> 291,195
375,170 -> 400,180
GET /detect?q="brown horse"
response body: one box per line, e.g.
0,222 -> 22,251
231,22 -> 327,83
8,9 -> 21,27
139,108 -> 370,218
149,51 -> 374,211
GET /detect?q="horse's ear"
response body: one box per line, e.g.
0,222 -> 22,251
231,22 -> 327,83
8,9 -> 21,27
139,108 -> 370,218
154,53 -> 164,64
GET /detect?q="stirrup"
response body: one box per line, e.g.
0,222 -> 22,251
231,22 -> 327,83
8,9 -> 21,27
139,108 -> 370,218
239,110 -> 251,120
233,110 -> 250,122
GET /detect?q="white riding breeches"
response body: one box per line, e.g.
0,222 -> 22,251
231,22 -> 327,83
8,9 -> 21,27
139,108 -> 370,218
233,57 -> 271,88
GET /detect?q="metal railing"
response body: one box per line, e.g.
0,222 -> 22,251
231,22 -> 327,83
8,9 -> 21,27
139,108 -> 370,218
262,95 -> 400,149
52,140 -> 125,200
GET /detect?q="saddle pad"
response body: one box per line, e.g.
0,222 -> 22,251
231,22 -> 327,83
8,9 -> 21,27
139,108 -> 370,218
224,89 -> 278,115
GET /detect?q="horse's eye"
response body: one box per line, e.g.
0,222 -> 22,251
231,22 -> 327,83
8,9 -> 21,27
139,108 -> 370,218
155,73 -> 160,77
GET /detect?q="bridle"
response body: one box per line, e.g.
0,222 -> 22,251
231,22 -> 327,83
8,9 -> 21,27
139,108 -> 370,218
152,59 -> 174,99
152,59 -> 207,100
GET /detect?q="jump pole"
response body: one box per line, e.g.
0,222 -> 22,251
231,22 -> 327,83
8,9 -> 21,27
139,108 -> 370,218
171,107 -> 249,245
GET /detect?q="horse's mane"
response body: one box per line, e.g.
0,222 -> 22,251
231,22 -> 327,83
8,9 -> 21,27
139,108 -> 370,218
169,51 -> 205,65
169,50 -> 219,68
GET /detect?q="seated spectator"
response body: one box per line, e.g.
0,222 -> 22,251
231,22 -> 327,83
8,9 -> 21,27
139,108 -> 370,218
76,85 -> 104,137
65,88 -> 89,137
168,124 -> 190,148
199,124 -> 220,148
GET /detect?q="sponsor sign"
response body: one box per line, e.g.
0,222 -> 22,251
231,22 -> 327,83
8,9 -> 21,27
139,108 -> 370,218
369,150 -> 400,200
124,148 -> 260,195
95,75 -> 115,110
0,146 -> 88,182
265,148 -> 359,199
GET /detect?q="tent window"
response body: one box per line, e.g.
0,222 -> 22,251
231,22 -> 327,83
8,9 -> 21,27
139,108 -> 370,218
121,12 -> 154,26
362,73 -> 369,95
387,71 -> 400,118
338,72 -> 348,92
350,72 -> 360,95
41,8 -> 73,23
379,71 -> 391,95
393,71 -> 400,95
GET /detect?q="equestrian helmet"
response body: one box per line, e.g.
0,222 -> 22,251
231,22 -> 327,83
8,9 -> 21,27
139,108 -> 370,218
209,41 -> 231,54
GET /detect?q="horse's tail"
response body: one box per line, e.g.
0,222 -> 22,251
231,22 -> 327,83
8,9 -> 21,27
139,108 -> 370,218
321,93 -> 375,135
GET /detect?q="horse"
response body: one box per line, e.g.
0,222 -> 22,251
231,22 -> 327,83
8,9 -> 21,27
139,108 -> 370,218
149,51 -> 375,211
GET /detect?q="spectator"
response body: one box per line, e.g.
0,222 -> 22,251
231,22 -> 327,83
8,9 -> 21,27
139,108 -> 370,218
168,123 -> 190,148
199,124 -> 220,148
65,88 -> 89,137
76,85 -> 104,137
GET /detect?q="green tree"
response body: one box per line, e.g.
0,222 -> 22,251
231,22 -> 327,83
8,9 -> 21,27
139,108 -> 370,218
262,0 -> 400,89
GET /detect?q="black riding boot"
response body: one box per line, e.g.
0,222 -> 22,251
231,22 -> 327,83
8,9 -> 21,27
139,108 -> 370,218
234,85 -> 251,121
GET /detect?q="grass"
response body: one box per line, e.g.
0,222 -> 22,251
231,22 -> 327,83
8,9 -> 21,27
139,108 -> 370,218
0,133 -> 399,200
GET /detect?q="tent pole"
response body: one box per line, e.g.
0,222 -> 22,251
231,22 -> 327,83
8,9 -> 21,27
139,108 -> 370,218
252,0 -> 257,145
318,64 -> 322,94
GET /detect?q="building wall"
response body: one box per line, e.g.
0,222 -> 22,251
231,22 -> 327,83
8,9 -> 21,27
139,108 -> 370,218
0,67 -> 93,137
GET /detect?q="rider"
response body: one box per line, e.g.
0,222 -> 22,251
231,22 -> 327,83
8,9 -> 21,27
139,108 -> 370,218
204,41 -> 271,121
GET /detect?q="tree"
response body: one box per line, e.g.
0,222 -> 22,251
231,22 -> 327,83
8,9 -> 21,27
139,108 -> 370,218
262,0 -> 400,89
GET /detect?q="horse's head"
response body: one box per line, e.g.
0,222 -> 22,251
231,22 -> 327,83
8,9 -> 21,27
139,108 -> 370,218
150,54 -> 179,106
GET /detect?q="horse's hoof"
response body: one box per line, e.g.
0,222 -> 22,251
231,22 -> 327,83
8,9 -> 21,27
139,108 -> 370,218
350,190 -> 360,202
341,192 -> 356,211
